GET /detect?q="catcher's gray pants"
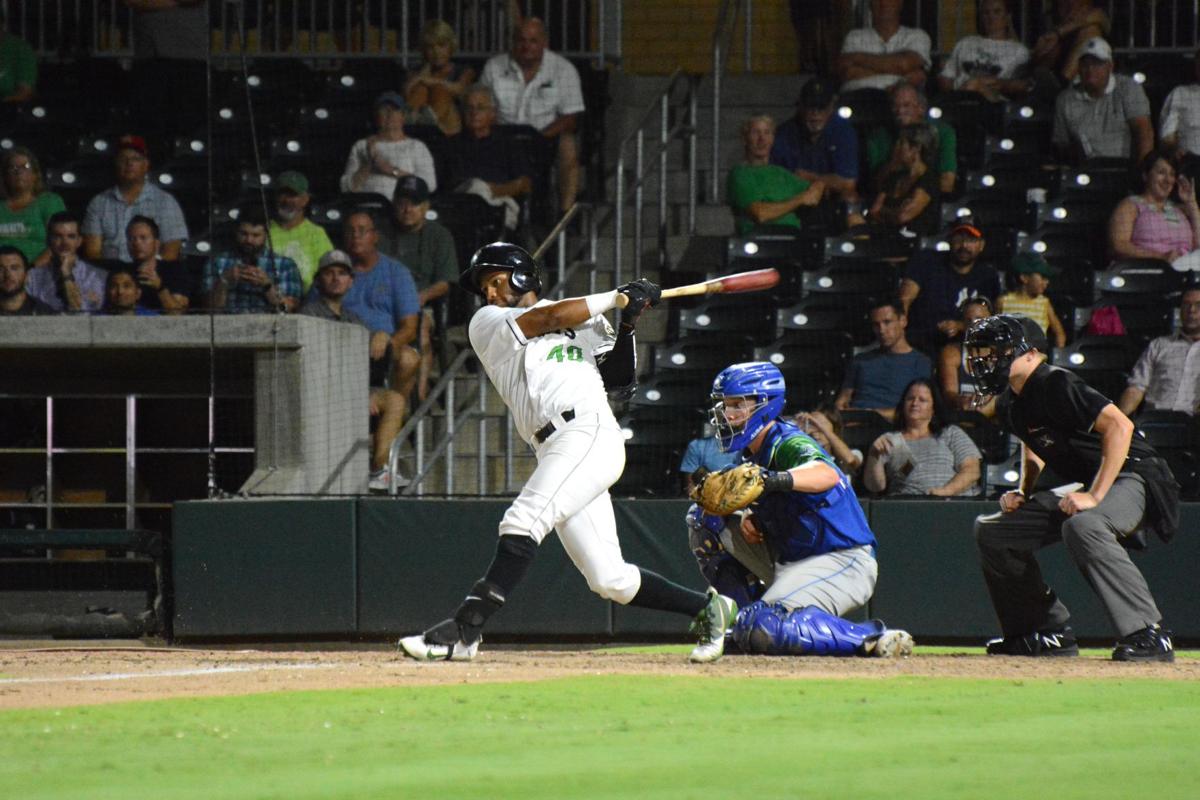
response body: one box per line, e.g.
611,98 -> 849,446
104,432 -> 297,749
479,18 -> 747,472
719,520 -> 877,615
974,474 -> 1162,638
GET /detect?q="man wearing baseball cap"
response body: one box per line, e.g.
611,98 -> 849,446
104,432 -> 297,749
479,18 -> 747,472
340,91 -> 437,198
269,170 -> 334,292
1052,36 -> 1153,164
769,77 -> 859,202
899,222 -> 1001,351
82,133 -> 189,263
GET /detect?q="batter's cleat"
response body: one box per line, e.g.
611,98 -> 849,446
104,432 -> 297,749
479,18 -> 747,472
1112,625 -> 1175,663
986,627 -> 1079,657
862,628 -> 915,658
398,634 -> 479,662
689,589 -> 737,663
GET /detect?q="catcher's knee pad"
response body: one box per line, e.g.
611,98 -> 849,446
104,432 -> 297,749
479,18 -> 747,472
731,600 -> 780,654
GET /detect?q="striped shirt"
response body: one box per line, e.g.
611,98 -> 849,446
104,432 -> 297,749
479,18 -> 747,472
998,291 -> 1052,333
82,182 -> 189,261
882,425 -> 981,496
1127,331 -> 1200,413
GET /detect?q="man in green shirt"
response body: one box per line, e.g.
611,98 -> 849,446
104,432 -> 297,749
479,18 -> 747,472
268,171 -> 334,292
864,82 -> 958,195
0,23 -> 36,104
387,175 -> 459,401
727,115 -> 826,236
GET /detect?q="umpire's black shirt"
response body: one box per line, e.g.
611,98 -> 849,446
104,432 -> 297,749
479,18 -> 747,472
997,362 -> 1179,541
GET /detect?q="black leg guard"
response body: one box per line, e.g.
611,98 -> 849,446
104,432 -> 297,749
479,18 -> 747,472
453,580 -> 507,644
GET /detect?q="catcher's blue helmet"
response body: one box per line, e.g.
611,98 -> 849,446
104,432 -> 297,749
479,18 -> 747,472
710,361 -> 786,453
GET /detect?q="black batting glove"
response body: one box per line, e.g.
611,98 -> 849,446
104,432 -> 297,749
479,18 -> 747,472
617,278 -> 662,326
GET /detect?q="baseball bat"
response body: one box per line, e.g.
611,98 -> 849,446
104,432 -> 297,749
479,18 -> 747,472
614,268 -> 780,308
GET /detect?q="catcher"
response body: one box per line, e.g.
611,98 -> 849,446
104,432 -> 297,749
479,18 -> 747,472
688,361 -> 914,657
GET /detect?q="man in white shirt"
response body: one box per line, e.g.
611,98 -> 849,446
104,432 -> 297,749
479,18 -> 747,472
1160,46 -> 1200,176
1118,287 -> 1200,416
836,0 -> 931,93
481,17 -> 585,214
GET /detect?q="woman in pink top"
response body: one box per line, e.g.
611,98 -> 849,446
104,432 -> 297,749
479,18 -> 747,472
1108,149 -> 1200,263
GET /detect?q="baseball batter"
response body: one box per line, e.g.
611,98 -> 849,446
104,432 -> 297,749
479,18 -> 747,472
688,361 -> 914,657
399,243 -> 736,664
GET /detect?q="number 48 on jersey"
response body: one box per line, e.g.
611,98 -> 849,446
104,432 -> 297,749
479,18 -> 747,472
546,344 -> 584,363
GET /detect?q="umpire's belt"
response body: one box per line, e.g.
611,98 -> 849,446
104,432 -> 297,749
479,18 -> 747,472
534,408 -> 575,444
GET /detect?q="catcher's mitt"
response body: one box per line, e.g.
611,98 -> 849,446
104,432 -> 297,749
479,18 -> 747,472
690,462 -> 765,515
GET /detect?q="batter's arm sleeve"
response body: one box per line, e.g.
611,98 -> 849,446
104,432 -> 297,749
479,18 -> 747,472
597,322 -> 637,400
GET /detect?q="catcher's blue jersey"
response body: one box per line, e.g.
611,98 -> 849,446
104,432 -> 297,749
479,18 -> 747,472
748,420 -> 876,563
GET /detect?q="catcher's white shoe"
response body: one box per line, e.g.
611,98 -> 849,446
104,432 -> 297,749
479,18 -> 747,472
863,629 -> 914,658
689,590 -> 738,664
398,634 -> 479,662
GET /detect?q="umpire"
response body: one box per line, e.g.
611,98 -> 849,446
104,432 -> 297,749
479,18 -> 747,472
964,315 -> 1178,662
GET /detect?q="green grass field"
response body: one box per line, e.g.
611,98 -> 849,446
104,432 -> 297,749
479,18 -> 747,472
4,671 -> 1199,800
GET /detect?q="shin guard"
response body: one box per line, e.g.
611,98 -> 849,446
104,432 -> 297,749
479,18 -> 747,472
733,602 -> 886,656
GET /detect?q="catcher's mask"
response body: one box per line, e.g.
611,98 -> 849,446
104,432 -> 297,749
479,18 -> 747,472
710,361 -> 786,453
459,241 -> 542,298
963,314 -> 1047,402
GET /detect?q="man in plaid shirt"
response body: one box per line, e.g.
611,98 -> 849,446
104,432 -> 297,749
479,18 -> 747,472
203,207 -> 302,313
481,17 -> 585,214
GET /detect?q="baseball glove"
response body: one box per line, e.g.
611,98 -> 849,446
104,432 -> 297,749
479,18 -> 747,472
690,462 -> 765,515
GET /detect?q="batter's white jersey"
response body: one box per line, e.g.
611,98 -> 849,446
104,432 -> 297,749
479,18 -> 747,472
468,300 -> 618,445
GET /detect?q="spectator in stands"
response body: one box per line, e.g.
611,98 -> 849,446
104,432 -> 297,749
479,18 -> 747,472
122,214 -> 190,314
0,246 -> 52,315
83,135 -> 189,262
481,17 -> 585,213
938,296 -> 997,413
0,21 -> 36,104
795,405 -> 863,475
301,249 -> 408,490
1108,149 -> 1200,264
867,123 -> 941,236
204,208 -> 302,314
900,222 -> 1001,351
26,212 -> 106,313
268,170 -> 334,293
340,93 -> 438,199
863,377 -> 982,496
123,1 -> 207,147
866,83 -> 957,195
444,84 -> 534,232
1118,286 -> 1200,417
835,0 -> 932,93
1160,47 -> 1200,176
1031,0 -> 1110,88
770,77 -> 859,203
1051,37 -> 1153,166
836,298 -> 932,420
338,210 -> 421,481
997,253 -> 1068,348
0,147 -> 65,266
728,115 -> 826,236
387,175 -> 459,402
101,266 -> 159,316
936,0 -> 1032,103
405,19 -> 476,136
679,422 -> 740,495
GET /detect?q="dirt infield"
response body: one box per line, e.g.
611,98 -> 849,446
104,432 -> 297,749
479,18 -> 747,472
0,642 -> 1195,710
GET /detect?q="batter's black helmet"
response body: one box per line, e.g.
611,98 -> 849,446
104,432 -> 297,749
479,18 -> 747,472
459,242 -> 542,297
963,314 -> 1048,399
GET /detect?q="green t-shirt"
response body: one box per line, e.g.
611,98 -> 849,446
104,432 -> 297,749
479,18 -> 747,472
865,120 -> 958,177
726,164 -> 813,236
269,218 -> 334,292
0,33 -> 36,98
0,192 -> 65,263
386,221 -> 459,293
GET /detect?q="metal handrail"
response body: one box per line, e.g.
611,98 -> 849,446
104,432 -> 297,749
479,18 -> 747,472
709,0 -> 751,204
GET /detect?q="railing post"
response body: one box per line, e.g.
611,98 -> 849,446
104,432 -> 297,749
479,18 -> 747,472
478,371 -> 487,495
445,372 -> 455,495
688,77 -> 698,234
615,156 -> 624,285
711,39 -> 722,203
634,129 -> 644,276
744,0 -> 753,72
659,91 -> 669,270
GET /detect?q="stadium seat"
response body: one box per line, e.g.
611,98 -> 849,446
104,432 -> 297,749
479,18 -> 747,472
1017,228 -> 1104,270
1094,259 -> 1182,296
775,296 -> 873,346
1133,410 -> 1200,498
946,409 -> 1010,464
1033,196 -> 1112,230
652,338 -> 756,386
983,132 -> 1052,170
1050,334 -> 1141,400
837,409 -> 892,455
835,88 -> 892,133
753,330 -> 853,410
985,448 -> 1022,496
628,374 -> 710,422
1053,165 -> 1133,201
801,260 -> 900,300
677,295 -> 777,344
941,193 -> 1031,233
823,233 -> 914,264
1073,297 -> 1173,343
308,192 -> 393,242
43,160 -> 112,211
725,232 -> 822,276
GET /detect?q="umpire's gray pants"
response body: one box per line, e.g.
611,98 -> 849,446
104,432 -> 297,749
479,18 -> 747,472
973,474 -> 1162,638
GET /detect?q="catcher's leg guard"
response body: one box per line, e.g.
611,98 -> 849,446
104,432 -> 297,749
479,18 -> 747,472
732,602 -> 887,656
688,505 -> 763,608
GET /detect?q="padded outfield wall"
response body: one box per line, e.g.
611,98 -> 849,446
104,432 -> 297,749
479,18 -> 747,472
172,498 -> 1200,642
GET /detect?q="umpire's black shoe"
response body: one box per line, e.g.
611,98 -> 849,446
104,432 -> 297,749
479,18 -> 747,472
986,627 -> 1079,657
1112,625 -> 1175,663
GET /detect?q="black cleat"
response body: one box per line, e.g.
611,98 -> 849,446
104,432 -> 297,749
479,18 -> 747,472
1112,625 -> 1175,663
986,627 -> 1079,657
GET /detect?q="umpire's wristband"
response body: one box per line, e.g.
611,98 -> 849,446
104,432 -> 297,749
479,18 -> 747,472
761,469 -> 794,493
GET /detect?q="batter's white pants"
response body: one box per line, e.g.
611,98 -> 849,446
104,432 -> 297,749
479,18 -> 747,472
498,411 -> 642,604
720,520 -> 877,615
